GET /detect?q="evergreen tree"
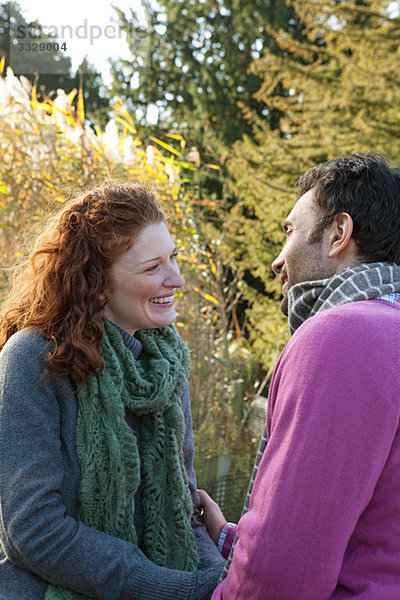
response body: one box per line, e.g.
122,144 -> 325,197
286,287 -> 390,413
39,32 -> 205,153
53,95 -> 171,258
223,0 -> 400,365
110,0 -> 300,159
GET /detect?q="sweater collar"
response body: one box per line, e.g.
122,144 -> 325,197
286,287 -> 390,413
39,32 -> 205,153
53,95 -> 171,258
105,319 -> 142,359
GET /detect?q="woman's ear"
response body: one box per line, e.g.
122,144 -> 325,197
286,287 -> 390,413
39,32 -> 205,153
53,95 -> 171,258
328,212 -> 354,259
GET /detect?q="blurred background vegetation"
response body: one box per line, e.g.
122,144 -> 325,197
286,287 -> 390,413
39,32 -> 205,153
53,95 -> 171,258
1,0 -> 399,520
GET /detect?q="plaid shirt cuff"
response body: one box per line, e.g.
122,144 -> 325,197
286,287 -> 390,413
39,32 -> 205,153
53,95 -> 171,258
217,522 -> 236,558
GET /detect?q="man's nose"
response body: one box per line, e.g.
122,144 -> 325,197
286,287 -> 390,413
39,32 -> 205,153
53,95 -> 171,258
272,251 -> 284,274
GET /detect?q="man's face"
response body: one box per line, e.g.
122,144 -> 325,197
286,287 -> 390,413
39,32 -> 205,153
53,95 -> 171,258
272,188 -> 336,315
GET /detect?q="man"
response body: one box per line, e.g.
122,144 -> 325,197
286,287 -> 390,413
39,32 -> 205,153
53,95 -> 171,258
200,152 -> 400,599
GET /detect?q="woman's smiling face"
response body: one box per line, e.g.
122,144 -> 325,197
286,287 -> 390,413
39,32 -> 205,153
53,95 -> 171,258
103,221 -> 185,334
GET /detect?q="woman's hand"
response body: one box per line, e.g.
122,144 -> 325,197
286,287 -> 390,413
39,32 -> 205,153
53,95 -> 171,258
198,489 -> 227,545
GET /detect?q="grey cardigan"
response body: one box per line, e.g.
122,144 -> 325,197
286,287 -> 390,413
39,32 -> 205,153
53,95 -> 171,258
0,327 -> 223,600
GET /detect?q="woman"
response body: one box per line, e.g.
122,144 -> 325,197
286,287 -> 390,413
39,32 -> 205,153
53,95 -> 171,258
0,182 -> 224,600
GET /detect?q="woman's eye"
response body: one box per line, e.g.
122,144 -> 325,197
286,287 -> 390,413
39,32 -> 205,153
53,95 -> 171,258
146,264 -> 159,272
170,252 -> 178,261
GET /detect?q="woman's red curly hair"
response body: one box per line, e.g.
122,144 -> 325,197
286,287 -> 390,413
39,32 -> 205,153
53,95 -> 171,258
0,182 -> 165,383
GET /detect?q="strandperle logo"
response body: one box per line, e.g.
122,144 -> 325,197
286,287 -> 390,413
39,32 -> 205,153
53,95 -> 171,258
15,19 -> 134,46
8,7 -> 148,75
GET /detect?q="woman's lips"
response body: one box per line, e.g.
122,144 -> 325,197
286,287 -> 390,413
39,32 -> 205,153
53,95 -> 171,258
149,295 -> 175,304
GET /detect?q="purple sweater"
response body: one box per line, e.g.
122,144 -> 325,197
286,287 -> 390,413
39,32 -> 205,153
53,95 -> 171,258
212,299 -> 400,599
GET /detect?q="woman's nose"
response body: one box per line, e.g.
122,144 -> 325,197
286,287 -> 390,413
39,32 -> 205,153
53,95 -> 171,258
165,264 -> 185,288
174,273 -> 185,288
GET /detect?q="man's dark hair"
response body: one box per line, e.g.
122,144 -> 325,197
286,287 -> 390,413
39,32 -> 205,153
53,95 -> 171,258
297,152 -> 400,264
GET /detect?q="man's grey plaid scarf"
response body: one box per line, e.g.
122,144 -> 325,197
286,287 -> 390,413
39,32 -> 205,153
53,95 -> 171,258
288,261 -> 400,335
220,261 -> 400,581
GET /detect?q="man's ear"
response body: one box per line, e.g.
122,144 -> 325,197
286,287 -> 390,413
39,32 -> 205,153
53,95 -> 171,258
328,212 -> 354,258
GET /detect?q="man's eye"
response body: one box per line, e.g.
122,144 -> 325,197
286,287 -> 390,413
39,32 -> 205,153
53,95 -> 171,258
171,252 -> 178,261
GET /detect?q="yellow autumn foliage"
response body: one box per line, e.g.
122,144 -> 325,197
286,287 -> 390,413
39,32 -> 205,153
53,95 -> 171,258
0,68 -> 183,278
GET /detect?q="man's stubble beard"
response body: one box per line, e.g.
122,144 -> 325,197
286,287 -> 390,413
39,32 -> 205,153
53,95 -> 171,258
280,294 -> 289,317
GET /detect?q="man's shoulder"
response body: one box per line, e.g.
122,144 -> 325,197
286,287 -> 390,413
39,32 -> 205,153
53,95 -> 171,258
301,298 -> 398,334
289,299 -> 400,362
275,298 -> 400,396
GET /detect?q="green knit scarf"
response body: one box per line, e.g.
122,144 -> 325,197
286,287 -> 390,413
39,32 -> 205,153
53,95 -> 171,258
45,321 -> 199,600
